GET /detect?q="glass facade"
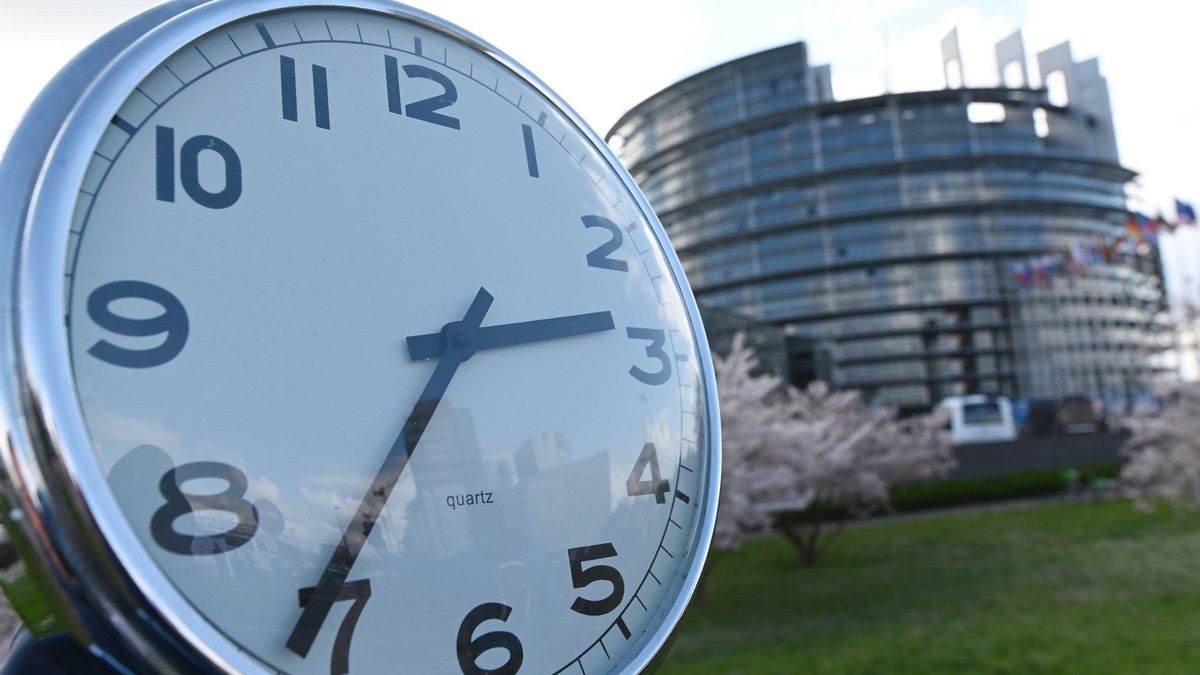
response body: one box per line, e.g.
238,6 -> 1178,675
609,42 -> 1171,410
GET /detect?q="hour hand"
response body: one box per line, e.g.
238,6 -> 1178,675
406,310 -> 614,361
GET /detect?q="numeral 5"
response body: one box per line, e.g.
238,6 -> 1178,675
568,543 -> 625,617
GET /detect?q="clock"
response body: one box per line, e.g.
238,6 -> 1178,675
0,1 -> 720,674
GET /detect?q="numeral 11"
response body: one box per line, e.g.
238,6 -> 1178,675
280,55 -> 331,130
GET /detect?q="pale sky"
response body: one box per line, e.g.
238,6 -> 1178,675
2,0 -> 1198,302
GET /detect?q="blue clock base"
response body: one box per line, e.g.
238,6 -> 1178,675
2,627 -> 122,675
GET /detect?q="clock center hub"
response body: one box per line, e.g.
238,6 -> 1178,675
442,320 -> 478,360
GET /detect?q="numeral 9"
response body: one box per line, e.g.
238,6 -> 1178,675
86,280 -> 189,368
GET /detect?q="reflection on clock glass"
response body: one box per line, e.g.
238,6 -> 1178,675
65,6 -> 712,674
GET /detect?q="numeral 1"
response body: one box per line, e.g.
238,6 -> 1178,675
522,124 -> 539,178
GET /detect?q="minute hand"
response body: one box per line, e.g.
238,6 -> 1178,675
286,288 -> 493,657
406,311 -> 615,361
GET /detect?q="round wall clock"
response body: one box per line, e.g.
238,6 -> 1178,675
0,1 -> 719,673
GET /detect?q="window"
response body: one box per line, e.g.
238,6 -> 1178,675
1033,108 -> 1049,138
967,102 -> 1006,124
1045,71 -> 1069,107
964,403 -> 1003,425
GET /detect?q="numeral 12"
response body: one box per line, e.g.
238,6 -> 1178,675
384,56 -> 461,130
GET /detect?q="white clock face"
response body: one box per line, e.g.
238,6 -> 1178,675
62,6 -> 712,674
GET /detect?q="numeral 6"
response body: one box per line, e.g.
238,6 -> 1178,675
457,602 -> 523,675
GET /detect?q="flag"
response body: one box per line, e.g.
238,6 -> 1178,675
1033,258 -> 1051,286
1156,213 -> 1176,234
1068,243 -> 1088,274
1178,198 -> 1197,225
1099,240 -> 1116,262
1125,216 -> 1144,243
1138,212 -> 1159,247
1048,252 -> 1065,274
1011,262 -> 1031,287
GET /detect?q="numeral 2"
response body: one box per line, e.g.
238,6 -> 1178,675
457,603 -> 522,675
583,215 -> 629,272
280,55 -> 331,129
385,56 -> 461,130
155,126 -> 242,209
299,580 -> 371,675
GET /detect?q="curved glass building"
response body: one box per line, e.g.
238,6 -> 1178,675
608,37 -> 1170,409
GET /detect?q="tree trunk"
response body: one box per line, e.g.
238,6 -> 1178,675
778,518 -> 847,565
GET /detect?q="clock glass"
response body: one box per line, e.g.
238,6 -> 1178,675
59,4 -> 715,674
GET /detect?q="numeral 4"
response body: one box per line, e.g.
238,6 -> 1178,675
627,442 -> 670,504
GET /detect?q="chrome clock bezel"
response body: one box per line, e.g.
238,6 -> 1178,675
0,1 -> 721,672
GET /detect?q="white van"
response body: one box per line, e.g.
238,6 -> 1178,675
937,394 -> 1018,445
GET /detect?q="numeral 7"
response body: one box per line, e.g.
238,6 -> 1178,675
298,579 -> 372,675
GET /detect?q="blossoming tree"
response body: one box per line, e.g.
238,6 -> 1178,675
1118,383 -> 1200,508
712,333 -> 954,565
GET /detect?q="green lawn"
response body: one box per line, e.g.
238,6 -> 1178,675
659,499 -> 1200,674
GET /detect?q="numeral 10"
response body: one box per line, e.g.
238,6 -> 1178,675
155,126 -> 242,209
